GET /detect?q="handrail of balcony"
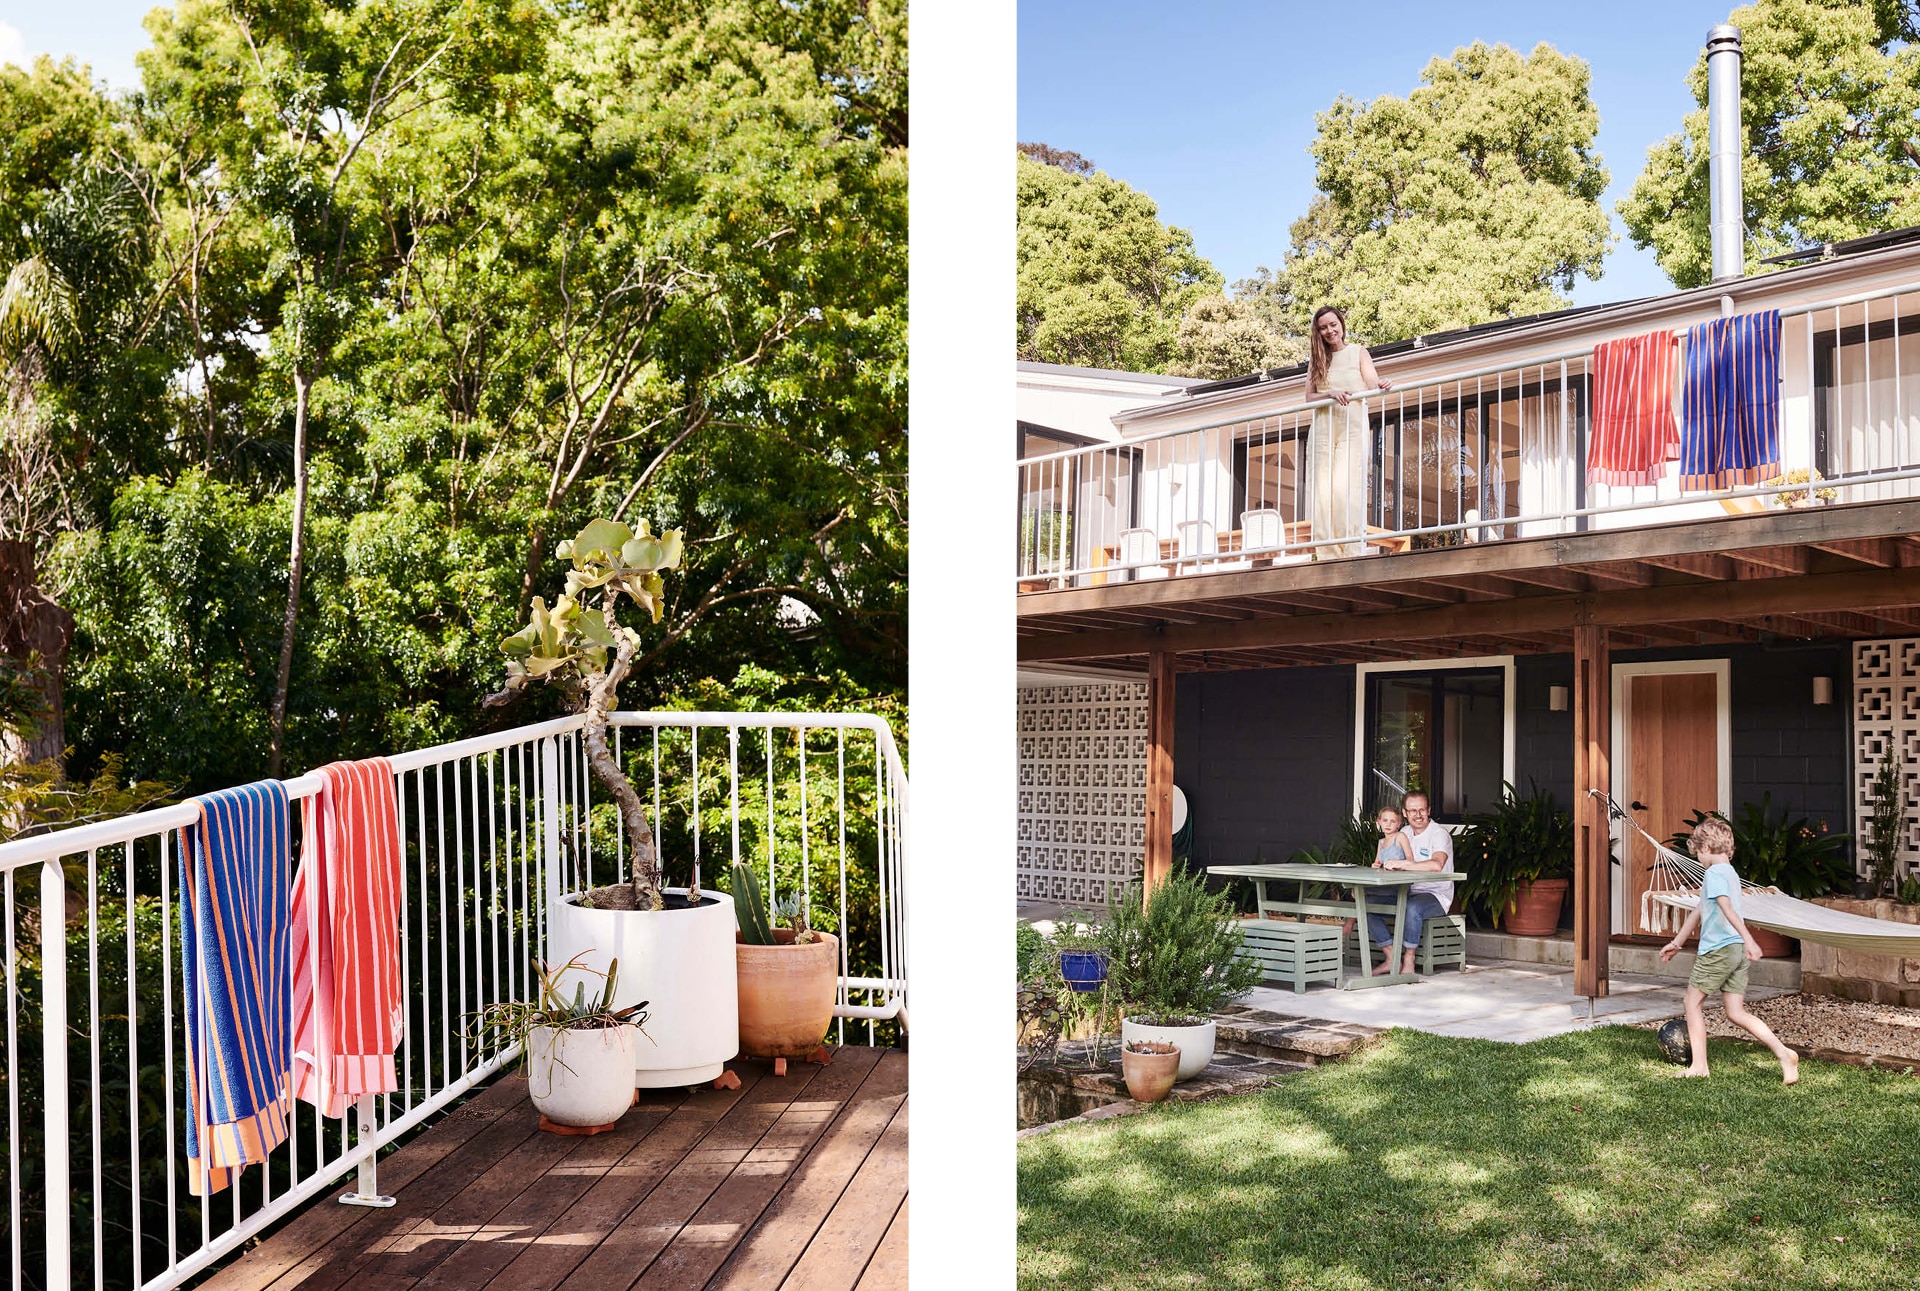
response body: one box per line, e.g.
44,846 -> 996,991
1015,276 -> 1920,468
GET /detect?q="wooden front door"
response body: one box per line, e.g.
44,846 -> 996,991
1619,670 -> 1721,936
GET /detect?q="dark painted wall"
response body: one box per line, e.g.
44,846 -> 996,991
1172,641 -> 1854,873
1173,665 -> 1355,872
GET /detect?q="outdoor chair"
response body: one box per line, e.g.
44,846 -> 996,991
1119,527 -> 1167,580
1176,519 -> 1217,570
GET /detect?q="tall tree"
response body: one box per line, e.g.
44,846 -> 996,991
1281,41 -> 1613,344
1619,0 -> 1920,288
1016,153 -> 1222,371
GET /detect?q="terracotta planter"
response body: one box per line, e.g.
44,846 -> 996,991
1501,878 -> 1569,937
1120,1015 -> 1215,1081
1749,925 -> 1797,959
736,929 -> 840,1059
1121,1042 -> 1179,1104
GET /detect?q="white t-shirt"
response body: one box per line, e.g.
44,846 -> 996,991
1405,821 -> 1455,912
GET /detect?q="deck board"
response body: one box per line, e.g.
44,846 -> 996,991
199,1047 -> 905,1291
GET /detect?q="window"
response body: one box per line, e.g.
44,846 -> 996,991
1363,667 -> 1505,821
1812,309 -> 1920,489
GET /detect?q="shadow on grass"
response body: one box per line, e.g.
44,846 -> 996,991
1017,1027 -> 1920,1290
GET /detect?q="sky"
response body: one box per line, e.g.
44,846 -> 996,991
1018,0 -> 1742,307
0,1 -> 154,94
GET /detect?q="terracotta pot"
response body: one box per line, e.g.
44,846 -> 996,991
1120,1015 -> 1215,1081
1121,1042 -> 1179,1104
736,929 -> 839,1059
1501,878 -> 1569,937
1749,925 -> 1797,958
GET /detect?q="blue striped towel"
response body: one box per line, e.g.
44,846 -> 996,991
180,781 -> 293,1196
1680,308 -> 1783,490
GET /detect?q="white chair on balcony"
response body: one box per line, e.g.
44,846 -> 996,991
1240,507 -> 1306,566
1119,527 -> 1167,580
1177,520 -> 1218,572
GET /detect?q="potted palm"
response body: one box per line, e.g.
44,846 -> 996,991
1102,868 -> 1262,1081
487,518 -> 739,1087
731,863 -> 839,1075
1458,781 -> 1572,937
472,955 -> 652,1133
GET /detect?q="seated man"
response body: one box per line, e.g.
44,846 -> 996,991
1362,792 -> 1455,976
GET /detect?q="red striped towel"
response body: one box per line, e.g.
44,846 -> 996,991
289,759 -> 405,1118
1589,330 -> 1680,487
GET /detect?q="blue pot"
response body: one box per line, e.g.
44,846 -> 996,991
1059,950 -> 1107,993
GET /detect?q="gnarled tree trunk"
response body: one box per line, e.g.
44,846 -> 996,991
0,540 -> 72,771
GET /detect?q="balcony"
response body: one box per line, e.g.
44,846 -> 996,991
1017,283 -> 1920,594
0,710 -> 906,1291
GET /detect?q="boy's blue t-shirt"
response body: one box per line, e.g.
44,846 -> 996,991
1697,863 -> 1743,953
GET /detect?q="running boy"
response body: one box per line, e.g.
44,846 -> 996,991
1657,815 -> 1800,1084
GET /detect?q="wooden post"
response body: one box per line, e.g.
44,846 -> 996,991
1572,621 -> 1612,998
1143,647 -> 1176,903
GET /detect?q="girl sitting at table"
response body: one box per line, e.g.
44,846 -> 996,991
1340,806 -> 1419,940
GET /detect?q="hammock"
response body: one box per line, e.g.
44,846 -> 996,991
1590,791 -> 1920,960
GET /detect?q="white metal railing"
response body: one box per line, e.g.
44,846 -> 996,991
1018,280 -> 1920,589
0,708 -> 906,1291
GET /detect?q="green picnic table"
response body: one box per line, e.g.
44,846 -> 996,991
1207,862 -> 1467,989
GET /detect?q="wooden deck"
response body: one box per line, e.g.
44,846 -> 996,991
201,1046 -> 907,1291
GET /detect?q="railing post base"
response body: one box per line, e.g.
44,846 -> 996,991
338,1094 -> 395,1207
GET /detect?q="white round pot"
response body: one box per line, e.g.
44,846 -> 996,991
548,887 -> 739,1087
527,1024 -> 641,1127
1121,1015 -> 1216,1082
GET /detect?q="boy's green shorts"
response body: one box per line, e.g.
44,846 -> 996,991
1689,942 -> 1750,995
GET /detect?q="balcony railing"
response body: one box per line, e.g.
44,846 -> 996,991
0,708 -> 907,1291
1018,281 -> 1920,590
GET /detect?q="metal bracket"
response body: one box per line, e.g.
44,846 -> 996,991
339,1192 -> 397,1209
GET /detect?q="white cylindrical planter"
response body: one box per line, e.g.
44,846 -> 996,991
527,1024 -> 642,1127
548,887 -> 739,1087
1121,1016 -> 1216,1082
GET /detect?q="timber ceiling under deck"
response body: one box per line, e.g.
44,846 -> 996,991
1016,500 -> 1920,673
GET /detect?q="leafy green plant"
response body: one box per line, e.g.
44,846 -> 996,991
486,517 -> 684,910
1868,747 -> 1903,896
1668,794 -> 1852,899
470,954 -> 652,1077
1899,874 -> 1920,905
1016,920 -> 1048,978
1456,781 -> 1573,928
1100,870 -> 1261,1021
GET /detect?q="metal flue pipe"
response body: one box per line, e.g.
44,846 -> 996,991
1707,24 -> 1745,282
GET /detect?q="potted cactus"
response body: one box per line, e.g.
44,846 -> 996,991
731,863 -> 839,1075
472,955 -> 652,1133
487,518 -> 739,1088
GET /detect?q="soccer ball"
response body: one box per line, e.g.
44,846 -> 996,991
1656,1019 -> 1692,1066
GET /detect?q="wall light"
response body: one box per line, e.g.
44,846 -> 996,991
1812,676 -> 1834,706
1549,685 -> 1570,712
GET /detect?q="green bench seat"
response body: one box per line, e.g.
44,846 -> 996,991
1237,919 -> 1344,993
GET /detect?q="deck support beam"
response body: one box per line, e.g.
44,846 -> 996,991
1144,647 -> 1176,903
1573,622 -> 1612,999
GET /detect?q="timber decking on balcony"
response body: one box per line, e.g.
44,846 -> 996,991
199,1045 -> 907,1291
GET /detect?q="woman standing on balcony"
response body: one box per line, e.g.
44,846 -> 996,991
1307,306 -> 1389,559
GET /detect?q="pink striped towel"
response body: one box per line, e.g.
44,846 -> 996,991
289,758 -> 405,1118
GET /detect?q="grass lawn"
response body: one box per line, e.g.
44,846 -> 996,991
1018,1027 -> 1920,1290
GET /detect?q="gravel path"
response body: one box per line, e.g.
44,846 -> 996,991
1655,992 -> 1920,1063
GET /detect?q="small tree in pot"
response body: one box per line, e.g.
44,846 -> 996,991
1457,781 -> 1573,936
487,517 -> 685,910
1101,869 -> 1261,1082
488,518 -> 740,1088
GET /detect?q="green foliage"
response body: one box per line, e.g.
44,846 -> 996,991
1620,0 -> 1920,289
469,955 -> 652,1077
1898,873 -> 1920,905
1016,154 -> 1223,371
1868,747 -> 1904,896
1281,41 -> 1612,344
1016,919 -> 1049,979
1669,794 -> 1853,899
1457,781 -> 1575,927
1100,871 -> 1262,1019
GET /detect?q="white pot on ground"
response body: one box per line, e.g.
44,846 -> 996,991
1121,1015 -> 1216,1082
547,887 -> 739,1087
527,1024 -> 642,1127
